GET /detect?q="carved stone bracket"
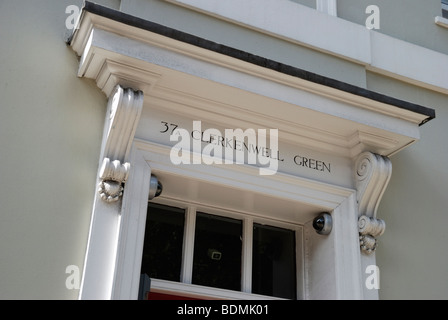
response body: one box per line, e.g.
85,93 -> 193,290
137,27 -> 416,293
358,215 -> 386,254
354,152 -> 392,254
97,85 -> 144,202
98,158 -> 131,202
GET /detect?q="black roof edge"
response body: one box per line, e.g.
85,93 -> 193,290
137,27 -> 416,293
75,1 -> 435,125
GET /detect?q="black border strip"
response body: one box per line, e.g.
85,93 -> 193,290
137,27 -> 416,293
76,1 -> 435,125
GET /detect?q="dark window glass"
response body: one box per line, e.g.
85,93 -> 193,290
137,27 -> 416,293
192,213 -> 242,291
140,203 -> 185,282
252,224 -> 296,299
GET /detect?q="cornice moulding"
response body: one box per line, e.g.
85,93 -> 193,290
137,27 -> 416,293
70,3 -> 434,122
69,3 -> 434,159
165,0 -> 448,94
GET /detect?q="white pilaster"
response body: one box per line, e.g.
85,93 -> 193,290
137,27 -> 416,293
79,85 -> 144,299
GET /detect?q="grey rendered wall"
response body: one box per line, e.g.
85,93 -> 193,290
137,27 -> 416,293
0,0 -> 117,299
369,73 -> 448,300
354,0 -> 448,300
119,0 -> 368,88
290,0 -> 316,9
338,0 -> 448,54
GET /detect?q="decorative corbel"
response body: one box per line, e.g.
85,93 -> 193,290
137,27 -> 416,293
98,158 -> 130,202
354,152 -> 392,254
97,85 -> 144,202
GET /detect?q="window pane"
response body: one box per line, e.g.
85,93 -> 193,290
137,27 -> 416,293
140,203 -> 185,282
252,224 -> 296,299
192,213 -> 242,291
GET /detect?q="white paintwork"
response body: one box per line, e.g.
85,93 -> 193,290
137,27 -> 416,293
180,207 -> 196,285
149,279 -> 285,300
111,140 -> 361,300
355,152 -> 392,219
316,0 -> 337,16
134,140 -> 353,217
165,0 -> 371,63
358,215 -> 385,255
111,148 -> 152,300
69,7 -> 431,300
70,16 -> 428,160
165,0 -> 448,93
101,86 -> 143,164
354,152 -> 391,255
98,158 -> 130,202
435,15 -> 448,29
95,86 -> 143,202
241,217 -> 254,293
79,85 -> 145,299
137,106 -> 354,188
368,31 -> 448,93
304,193 -> 363,299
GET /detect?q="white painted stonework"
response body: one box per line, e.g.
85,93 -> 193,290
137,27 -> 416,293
79,84 -> 146,298
70,4 -> 432,300
316,0 -> 337,16
98,158 -> 130,202
96,86 -> 143,202
354,152 -> 391,255
435,15 -> 448,29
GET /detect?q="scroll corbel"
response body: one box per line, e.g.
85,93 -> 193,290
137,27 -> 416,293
358,215 -> 386,254
98,158 -> 130,202
354,152 -> 392,254
97,85 -> 144,203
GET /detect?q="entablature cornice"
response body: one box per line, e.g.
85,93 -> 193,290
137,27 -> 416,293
69,2 -> 434,160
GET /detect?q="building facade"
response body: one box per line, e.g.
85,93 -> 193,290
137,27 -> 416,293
0,0 -> 447,300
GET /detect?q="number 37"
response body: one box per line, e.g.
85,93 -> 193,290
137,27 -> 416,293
160,121 -> 179,135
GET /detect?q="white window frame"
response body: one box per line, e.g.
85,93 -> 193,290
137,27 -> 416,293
143,197 -> 304,300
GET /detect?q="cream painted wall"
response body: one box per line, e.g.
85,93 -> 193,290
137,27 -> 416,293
0,0 -> 118,299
